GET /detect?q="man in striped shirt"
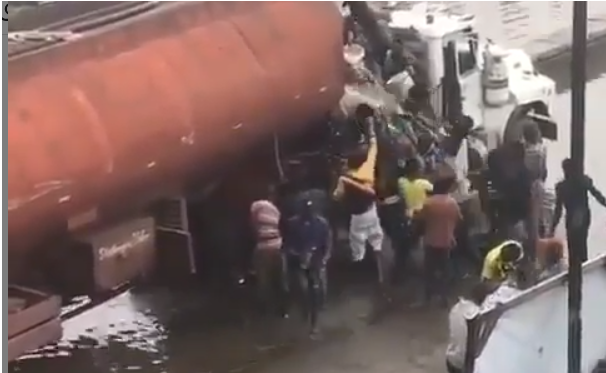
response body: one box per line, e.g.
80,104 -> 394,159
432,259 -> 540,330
250,186 -> 285,317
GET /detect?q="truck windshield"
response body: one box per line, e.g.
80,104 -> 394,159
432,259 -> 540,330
456,34 -> 478,76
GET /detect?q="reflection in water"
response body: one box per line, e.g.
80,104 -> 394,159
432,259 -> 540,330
11,276 -> 366,373
12,293 -> 169,373
10,40 -> 606,373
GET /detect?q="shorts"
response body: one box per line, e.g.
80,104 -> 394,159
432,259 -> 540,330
349,204 -> 384,262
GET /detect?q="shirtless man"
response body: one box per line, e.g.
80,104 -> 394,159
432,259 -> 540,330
416,176 -> 461,305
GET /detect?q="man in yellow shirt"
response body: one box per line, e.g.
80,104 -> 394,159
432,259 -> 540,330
333,105 -> 384,265
398,157 -> 433,218
481,240 -> 524,282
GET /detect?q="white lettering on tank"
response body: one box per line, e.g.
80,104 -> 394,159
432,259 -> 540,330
98,229 -> 152,262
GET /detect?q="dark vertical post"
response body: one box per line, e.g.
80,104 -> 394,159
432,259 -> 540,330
568,2 -> 587,373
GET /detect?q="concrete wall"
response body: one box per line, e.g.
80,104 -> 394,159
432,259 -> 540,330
427,1 -> 606,61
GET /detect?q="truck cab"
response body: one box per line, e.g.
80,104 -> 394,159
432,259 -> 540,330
387,5 -> 557,152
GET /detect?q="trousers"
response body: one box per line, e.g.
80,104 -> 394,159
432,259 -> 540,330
349,204 -> 385,262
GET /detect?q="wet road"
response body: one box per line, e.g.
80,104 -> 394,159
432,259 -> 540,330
10,41 -> 606,373
540,40 -> 606,260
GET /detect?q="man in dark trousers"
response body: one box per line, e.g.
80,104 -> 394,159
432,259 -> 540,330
283,198 -> 332,336
551,158 -> 606,262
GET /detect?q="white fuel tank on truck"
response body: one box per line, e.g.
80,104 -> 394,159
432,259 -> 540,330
482,44 -> 510,107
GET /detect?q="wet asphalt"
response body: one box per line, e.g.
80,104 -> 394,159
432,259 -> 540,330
10,41 -> 606,373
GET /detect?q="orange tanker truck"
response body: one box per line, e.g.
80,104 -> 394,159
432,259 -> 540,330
7,1 -> 345,361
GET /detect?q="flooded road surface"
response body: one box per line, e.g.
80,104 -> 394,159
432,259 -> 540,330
11,41 -> 606,373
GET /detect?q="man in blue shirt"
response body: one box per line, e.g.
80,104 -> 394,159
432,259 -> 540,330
283,198 -> 332,335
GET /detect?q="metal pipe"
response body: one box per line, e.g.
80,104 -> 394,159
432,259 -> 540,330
568,3 -> 587,373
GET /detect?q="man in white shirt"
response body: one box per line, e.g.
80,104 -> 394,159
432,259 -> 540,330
446,282 -> 493,373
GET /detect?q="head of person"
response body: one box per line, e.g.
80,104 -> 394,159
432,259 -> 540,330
404,157 -> 422,179
501,241 -> 523,263
464,281 -> 493,306
298,198 -> 316,219
261,184 -> 276,202
354,103 -> 375,123
522,124 -> 541,146
561,158 -> 578,179
402,97 -> 420,115
433,176 -> 456,195
390,38 -> 405,55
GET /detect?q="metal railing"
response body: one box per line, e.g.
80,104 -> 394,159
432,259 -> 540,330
465,252 -> 606,373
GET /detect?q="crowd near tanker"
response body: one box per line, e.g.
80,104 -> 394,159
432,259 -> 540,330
7,1 -> 606,372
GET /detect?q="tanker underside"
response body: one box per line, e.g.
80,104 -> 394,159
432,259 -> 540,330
8,111 -> 335,363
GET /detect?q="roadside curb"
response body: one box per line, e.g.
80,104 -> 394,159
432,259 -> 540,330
532,22 -> 606,63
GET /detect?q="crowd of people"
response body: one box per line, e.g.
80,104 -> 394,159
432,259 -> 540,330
247,104 -> 462,335
445,152 -> 606,373
240,4 -> 606,369
246,102 -> 606,373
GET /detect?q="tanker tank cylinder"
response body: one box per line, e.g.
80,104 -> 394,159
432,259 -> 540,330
6,1 -> 346,253
482,44 -> 510,107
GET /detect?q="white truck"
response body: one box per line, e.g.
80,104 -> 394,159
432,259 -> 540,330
467,253 -> 606,373
345,2 -> 558,175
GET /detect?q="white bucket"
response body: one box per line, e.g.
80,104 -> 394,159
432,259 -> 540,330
343,43 -> 366,65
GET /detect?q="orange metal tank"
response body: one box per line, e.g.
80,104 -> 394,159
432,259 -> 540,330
8,1 -> 345,251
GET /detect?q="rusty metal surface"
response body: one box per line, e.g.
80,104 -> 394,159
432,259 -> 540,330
7,1 -> 345,252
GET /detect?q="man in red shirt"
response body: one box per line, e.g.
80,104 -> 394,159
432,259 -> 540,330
417,176 -> 462,306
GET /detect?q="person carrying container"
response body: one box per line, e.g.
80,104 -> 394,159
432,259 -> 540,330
333,104 -> 385,267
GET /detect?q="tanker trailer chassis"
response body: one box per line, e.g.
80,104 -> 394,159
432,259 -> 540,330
7,197 -> 200,362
